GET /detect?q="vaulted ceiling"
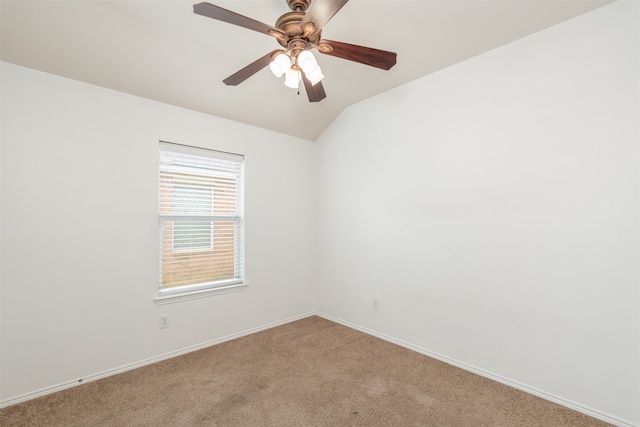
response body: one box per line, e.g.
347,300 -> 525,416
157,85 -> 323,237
0,0 -> 612,140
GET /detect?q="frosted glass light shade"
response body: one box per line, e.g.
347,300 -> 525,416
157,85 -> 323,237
296,50 -> 324,85
298,51 -> 317,73
269,61 -> 285,78
284,68 -> 301,88
270,53 -> 291,77
305,66 -> 325,86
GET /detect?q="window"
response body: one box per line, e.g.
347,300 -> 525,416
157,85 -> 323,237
158,142 -> 244,300
172,184 -> 214,251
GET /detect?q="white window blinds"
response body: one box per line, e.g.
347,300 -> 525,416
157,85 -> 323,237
159,142 -> 244,296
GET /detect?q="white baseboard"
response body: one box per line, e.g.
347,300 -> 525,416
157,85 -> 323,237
315,312 -> 636,427
0,312 -> 315,409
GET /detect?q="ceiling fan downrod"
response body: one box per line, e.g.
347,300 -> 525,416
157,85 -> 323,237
286,0 -> 311,12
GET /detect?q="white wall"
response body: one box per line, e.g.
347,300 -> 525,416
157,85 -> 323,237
316,1 -> 639,425
0,62 -> 316,403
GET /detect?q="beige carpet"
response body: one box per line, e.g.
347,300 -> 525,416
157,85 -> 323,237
0,316 -> 610,426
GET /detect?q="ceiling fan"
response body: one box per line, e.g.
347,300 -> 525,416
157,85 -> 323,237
193,0 -> 397,102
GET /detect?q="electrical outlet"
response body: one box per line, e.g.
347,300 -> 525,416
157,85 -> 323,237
373,298 -> 380,311
159,315 -> 169,329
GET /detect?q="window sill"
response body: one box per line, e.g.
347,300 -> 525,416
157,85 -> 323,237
155,282 -> 248,305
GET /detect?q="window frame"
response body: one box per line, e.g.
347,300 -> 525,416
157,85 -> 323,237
156,141 -> 246,305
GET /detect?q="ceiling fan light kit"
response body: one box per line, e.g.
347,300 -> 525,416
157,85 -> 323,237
193,0 -> 397,102
270,50 -> 324,88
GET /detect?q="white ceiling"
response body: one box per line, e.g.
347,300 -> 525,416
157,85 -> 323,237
1,0 -> 612,141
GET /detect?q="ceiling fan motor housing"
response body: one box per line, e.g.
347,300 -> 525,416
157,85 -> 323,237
275,11 -> 322,50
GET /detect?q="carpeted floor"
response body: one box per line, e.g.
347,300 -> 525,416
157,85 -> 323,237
0,316 -> 611,426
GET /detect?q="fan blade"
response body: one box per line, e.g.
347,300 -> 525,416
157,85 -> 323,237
301,70 -> 327,102
300,0 -> 349,36
223,50 -> 281,86
318,40 -> 396,70
193,3 -> 285,38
